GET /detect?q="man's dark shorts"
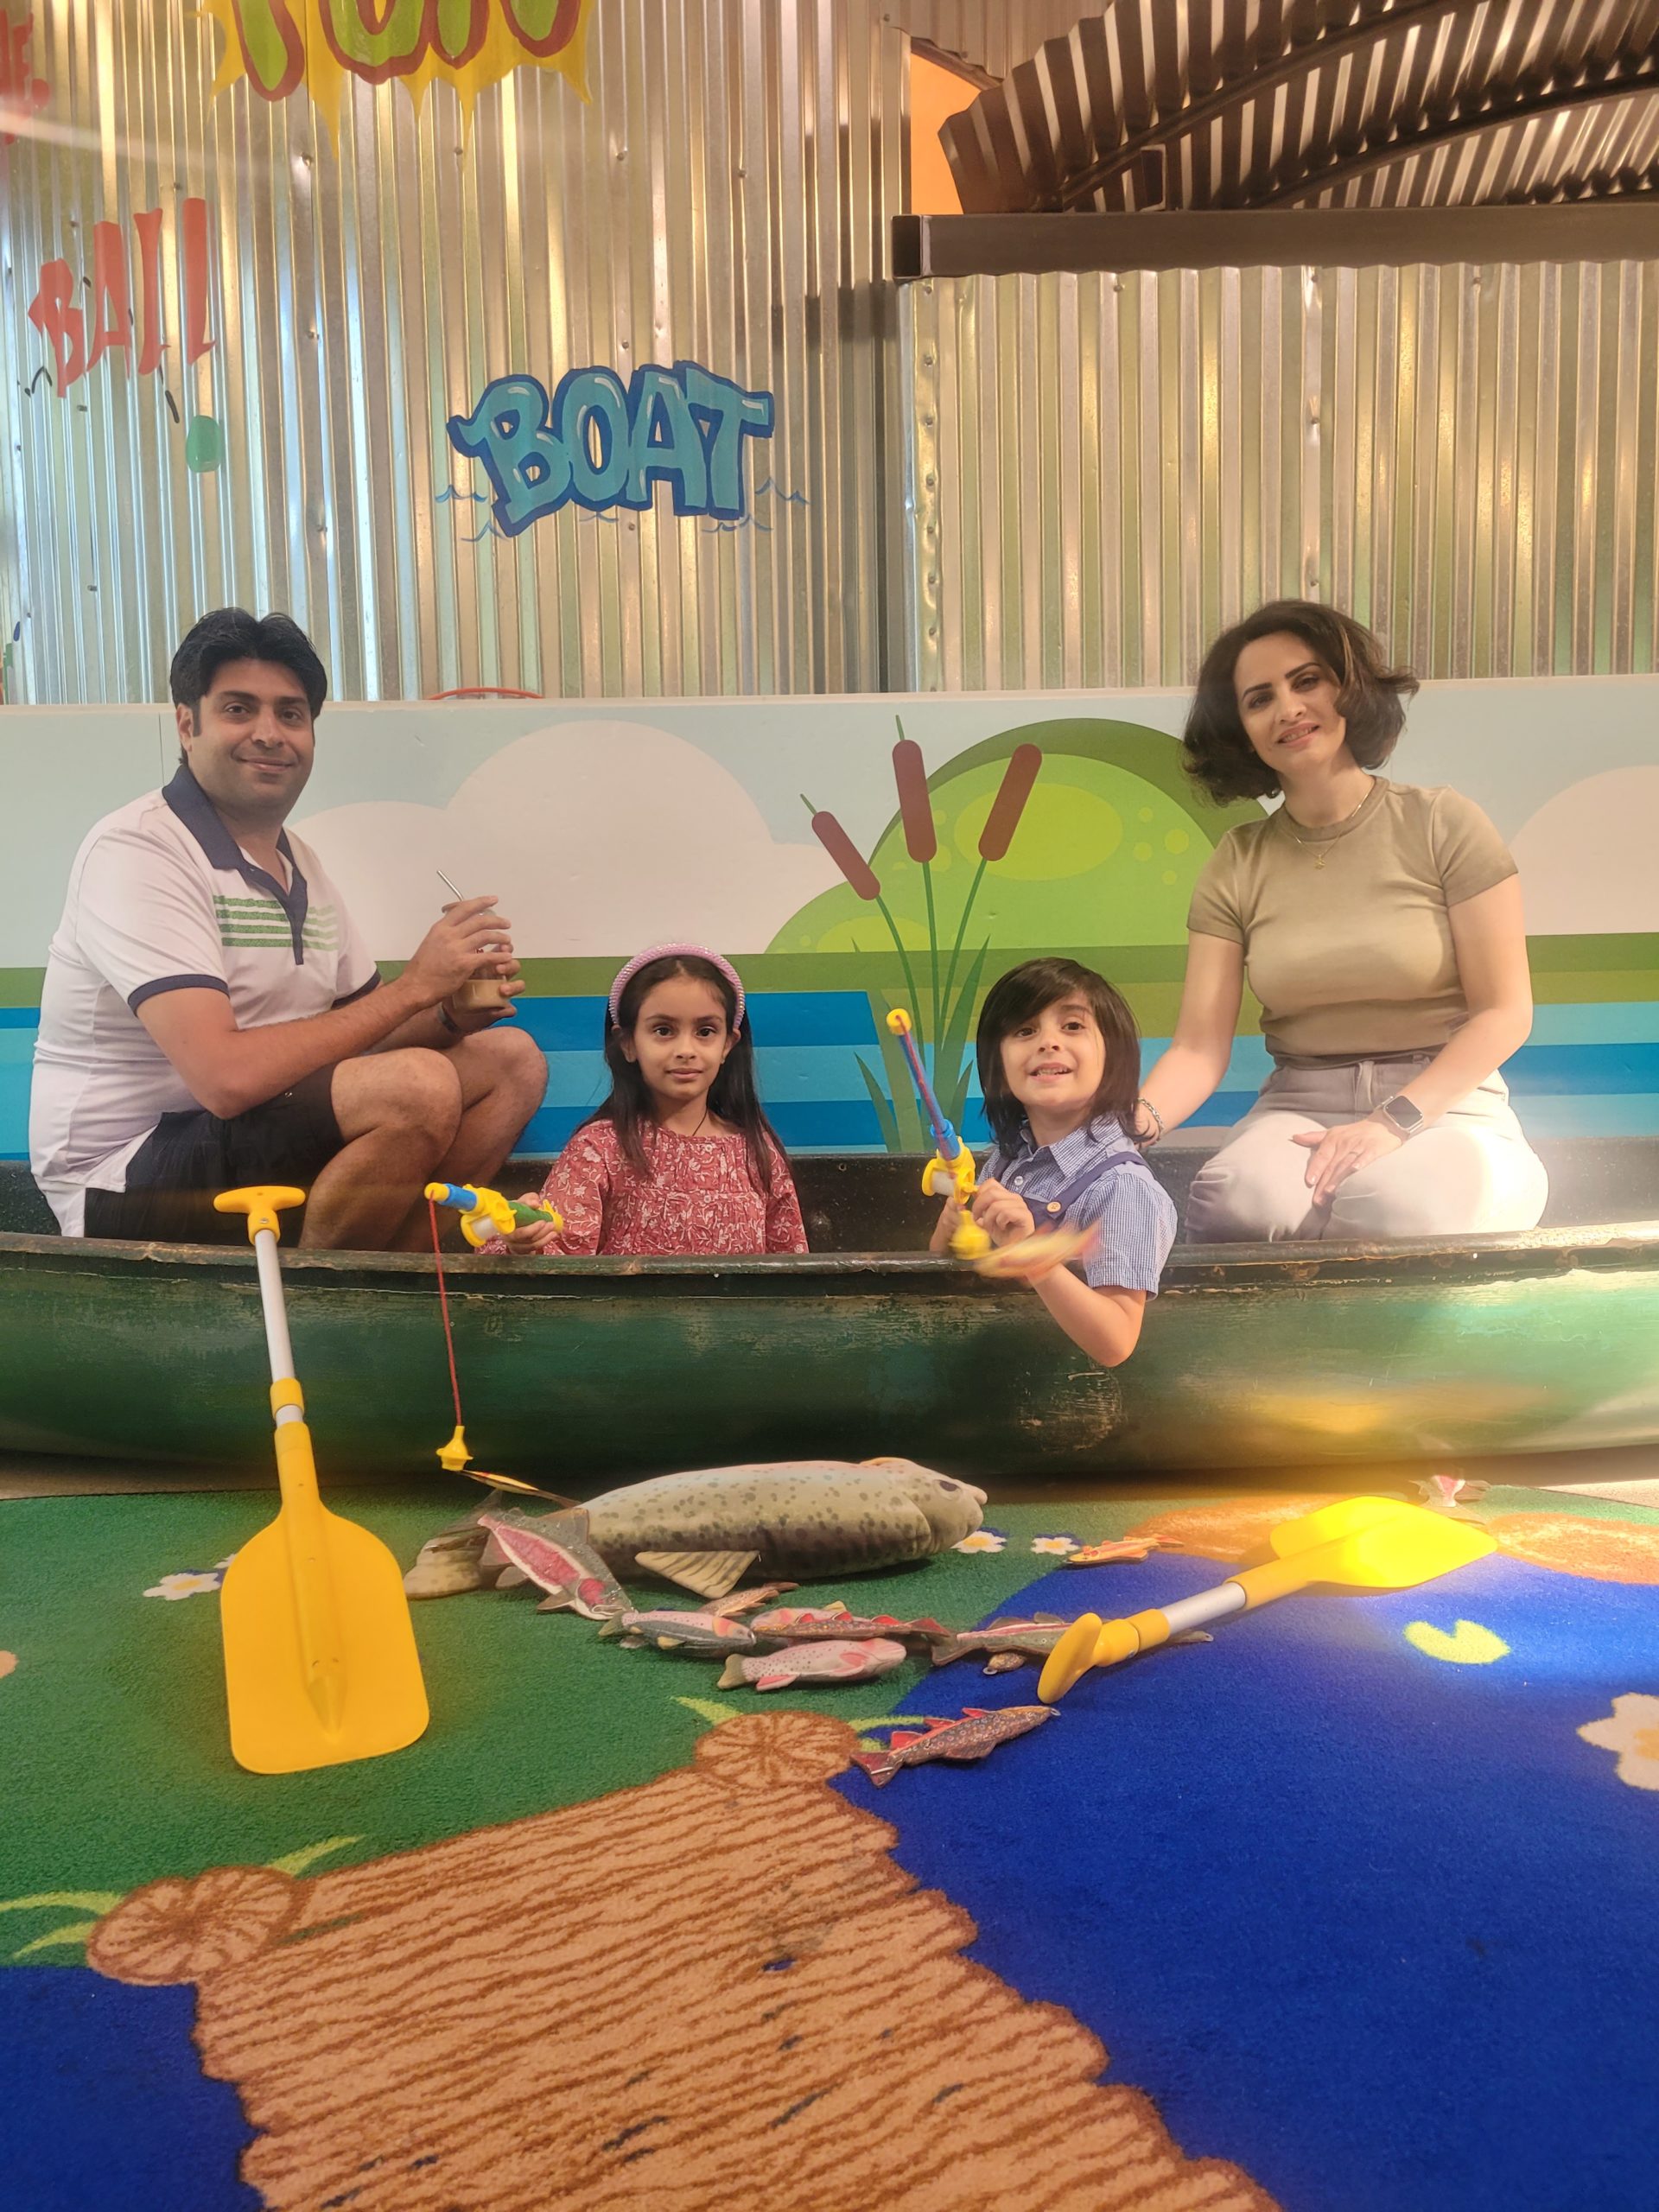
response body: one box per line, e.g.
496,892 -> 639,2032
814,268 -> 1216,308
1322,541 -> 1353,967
82,1066 -> 343,1244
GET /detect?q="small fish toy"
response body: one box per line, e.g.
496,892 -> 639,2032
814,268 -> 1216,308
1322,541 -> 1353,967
973,1221 -> 1101,1284
749,1602 -> 949,1645
850,1704 -> 1056,1787
717,1637 -> 910,1692
1061,1536 -> 1166,1567
478,1509 -> 632,1621
924,1614 -> 1073,1674
599,1608 -> 760,1655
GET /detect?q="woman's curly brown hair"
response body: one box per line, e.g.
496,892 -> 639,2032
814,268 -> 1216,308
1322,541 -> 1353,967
1182,601 -> 1420,804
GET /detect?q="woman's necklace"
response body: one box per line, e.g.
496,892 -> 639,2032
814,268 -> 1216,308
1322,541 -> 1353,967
1282,777 -> 1375,869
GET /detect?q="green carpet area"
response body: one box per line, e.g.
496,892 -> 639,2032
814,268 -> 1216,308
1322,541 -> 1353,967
1,1483 -> 1182,1922
0,1479 -> 1648,1936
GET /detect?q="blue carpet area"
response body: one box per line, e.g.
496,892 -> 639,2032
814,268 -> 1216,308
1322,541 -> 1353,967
844,1550 -> 1659,2212
0,1969 -> 257,2212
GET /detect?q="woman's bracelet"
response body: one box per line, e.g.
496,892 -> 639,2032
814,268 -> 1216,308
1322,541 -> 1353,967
1135,1095 -> 1165,1147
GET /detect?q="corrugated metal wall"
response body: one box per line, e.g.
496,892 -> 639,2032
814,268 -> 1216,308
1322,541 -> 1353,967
3,0 -> 957,703
8,5 -> 1658,704
906,257 -> 1659,690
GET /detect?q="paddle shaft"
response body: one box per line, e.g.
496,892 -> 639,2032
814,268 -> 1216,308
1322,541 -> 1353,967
250,1224 -> 346,1733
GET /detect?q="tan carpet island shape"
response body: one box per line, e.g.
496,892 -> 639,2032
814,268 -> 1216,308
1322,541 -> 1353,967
86,1711 -> 1276,2212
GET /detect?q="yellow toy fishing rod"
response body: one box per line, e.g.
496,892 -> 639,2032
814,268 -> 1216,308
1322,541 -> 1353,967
886,1008 -> 990,1261
423,1182 -> 563,1471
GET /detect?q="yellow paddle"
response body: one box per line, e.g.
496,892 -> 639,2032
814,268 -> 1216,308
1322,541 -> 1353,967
1038,1495 -> 1494,1704
213,1186 -> 429,1774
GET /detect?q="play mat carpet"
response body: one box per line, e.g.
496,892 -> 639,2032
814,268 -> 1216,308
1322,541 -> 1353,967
3,1480 -> 1658,2212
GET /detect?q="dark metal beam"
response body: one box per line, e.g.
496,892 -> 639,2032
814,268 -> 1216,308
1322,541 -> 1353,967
891,202 -> 1659,281
1262,64 -> 1659,207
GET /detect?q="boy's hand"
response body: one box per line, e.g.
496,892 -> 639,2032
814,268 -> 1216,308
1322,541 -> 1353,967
971,1177 -> 1035,1249
929,1190 -> 964,1255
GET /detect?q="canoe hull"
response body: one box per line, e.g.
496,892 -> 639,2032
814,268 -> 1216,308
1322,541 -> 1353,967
4,1227 -> 1659,1479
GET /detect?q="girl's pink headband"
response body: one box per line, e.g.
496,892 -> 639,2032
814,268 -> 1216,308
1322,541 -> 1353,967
607,944 -> 746,1031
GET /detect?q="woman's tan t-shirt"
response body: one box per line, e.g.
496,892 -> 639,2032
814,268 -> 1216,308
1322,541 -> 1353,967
1185,779 -> 1516,1058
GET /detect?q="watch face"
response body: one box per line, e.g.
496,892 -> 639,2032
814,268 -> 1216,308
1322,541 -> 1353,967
1385,1095 -> 1424,1132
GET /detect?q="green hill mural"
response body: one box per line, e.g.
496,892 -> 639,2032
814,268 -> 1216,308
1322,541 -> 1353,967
770,719 -> 1260,1149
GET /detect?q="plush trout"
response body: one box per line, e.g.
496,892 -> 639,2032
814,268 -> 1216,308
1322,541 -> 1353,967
580,1458 -> 987,1599
716,1637 -> 910,1692
850,1704 -> 1055,1786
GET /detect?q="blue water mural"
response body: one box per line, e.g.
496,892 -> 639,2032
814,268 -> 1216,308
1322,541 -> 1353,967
844,1549 -> 1659,2212
3,996 -> 1658,1163
0,1967 -> 258,2212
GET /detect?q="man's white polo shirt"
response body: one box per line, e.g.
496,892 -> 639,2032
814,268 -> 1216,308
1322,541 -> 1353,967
30,765 -> 380,1234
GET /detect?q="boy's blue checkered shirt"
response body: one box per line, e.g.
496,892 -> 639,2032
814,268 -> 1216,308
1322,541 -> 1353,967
982,1113 -> 1177,1294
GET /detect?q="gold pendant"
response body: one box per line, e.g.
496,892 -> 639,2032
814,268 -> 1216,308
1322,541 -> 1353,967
1314,849 -> 1328,869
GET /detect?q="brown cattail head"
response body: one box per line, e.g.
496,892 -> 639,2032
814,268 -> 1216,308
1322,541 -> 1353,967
804,795 -> 880,901
978,743 -> 1041,861
892,721 -> 937,864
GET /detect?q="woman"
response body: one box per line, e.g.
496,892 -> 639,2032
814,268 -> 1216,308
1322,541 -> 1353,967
1136,601 -> 1548,1242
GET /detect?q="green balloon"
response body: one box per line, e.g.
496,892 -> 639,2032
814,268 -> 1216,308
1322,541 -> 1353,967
184,413 -> 225,474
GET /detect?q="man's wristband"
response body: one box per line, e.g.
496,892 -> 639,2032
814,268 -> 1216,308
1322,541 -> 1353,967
436,1001 -> 465,1037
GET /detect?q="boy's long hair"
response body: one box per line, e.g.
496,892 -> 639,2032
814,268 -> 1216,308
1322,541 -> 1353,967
584,953 -> 783,1194
975,957 -> 1142,1152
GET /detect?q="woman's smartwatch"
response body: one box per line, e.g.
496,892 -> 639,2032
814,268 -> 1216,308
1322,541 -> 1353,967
1376,1092 -> 1426,1136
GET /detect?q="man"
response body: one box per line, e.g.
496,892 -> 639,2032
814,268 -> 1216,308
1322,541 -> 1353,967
30,607 -> 548,1248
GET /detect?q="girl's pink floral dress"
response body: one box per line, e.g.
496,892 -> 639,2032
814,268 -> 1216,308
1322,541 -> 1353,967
509,1120 -> 807,1256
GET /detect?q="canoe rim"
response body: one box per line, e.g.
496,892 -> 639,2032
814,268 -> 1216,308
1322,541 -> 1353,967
3,1220 -> 1659,1296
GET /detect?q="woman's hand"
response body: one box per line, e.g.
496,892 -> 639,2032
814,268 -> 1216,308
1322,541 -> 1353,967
970,1177 -> 1036,1249
1292,1118 -> 1404,1205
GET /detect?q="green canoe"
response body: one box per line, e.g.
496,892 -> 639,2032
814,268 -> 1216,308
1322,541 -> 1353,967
2,1145 -> 1657,1480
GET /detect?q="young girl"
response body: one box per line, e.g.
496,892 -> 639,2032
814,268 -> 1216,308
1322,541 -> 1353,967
499,944 -> 807,1257
931,957 -> 1176,1366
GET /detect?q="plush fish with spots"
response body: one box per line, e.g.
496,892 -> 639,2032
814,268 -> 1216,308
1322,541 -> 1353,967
850,1705 -> 1056,1786
716,1637 -> 910,1692
580,1459 -> 987,1600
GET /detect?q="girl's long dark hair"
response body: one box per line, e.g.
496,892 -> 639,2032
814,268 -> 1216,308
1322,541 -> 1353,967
585,953 -> 783,1194
975,957 -> 1142,1151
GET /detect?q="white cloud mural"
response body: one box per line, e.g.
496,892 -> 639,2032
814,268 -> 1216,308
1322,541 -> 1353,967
1511,768 -> 1659,936
295,718 -> 838,958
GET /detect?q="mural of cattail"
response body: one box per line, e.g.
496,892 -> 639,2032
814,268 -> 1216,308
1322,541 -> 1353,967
804,795 -> 880,902
892,725 -> 937,863
978,741 -> 1041,861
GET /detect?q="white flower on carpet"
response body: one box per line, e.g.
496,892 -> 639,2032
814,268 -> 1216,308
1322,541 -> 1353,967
143,1570 -> 226,1601
1030,1535 -> 1079,1555
1578,1694 -> 1659,1791
953,1529 -> 1006,1554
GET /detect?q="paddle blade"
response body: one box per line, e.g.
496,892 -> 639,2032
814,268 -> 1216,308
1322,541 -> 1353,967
1319,1511 -> 1495,1589
220,1507 -> 429,1775
1266,1496 -> 1419,1558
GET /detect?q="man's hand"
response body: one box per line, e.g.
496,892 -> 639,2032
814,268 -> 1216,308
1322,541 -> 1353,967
1292,1117 -> 1404,1206
402,897 -> 519,1014
970,1176 -> 1036,1249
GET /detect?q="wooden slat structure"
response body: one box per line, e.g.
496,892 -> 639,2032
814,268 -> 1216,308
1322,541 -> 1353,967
942,0 -> 1659,215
